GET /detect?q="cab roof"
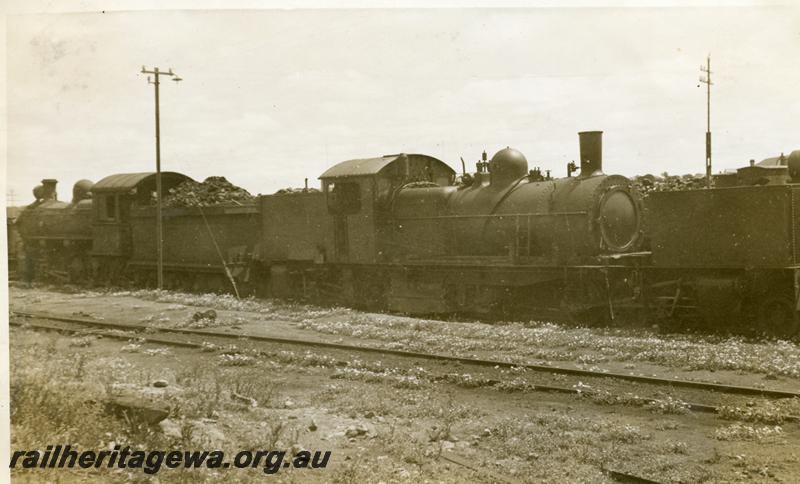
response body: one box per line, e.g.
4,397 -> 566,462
319,153 -> 454,179
93,172 -> 193,193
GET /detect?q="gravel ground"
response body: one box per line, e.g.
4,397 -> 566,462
11,284 -> 800,390
8,285 -> 800,482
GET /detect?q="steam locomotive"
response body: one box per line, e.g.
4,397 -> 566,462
12,131 -> 800,337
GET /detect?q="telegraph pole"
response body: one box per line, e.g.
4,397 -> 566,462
141,66 -> 182,290
699,55 -> 713,187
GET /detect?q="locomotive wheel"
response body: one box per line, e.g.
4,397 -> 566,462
67,256 -> 86,283
177,273 -> 192,292
132,268 -> 148,287
165,273 -> 178,290
561,278 -> 611,327
186,273 -> 200,293
757,296 -> 798,338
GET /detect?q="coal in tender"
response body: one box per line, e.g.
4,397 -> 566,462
160,176 -> 254,207
632,173 -> 710,197
274,187 -> 320,195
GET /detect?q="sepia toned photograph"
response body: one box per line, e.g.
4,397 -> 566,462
4,2 -> 800,482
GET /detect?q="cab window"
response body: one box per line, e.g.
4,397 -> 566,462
99,195 -> 117,221
327,181 -> 361,214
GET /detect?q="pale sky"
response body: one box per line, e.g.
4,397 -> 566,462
6,6 -> 800,204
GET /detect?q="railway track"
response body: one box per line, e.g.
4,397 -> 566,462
11,310 -> 800,403
13,312 -> 745,484
11,304 -> 800,481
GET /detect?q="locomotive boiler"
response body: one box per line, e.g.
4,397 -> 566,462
379,131 -> 644,316
15,179 -> 95,281
390,131 -> 643,264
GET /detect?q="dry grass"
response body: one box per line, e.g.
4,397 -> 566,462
10,335 -> 173,482
9,331 -> 308,483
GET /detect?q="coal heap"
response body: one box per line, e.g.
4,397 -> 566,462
632,173 -> 709,196
161,177 -> 254,207
274,187 -> 321,195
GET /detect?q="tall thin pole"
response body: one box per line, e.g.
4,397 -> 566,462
700,55 -> 713,188
154,68 -> 163,290
141,66 -> 182,290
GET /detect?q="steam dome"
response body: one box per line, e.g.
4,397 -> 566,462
489,148 -> 528,185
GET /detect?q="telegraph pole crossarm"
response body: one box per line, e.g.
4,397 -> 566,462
140,66 -> 182,290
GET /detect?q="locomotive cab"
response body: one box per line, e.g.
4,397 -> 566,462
318,154 -> 455,264
90,172 -> 192,279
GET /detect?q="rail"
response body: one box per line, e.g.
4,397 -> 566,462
11,310 -> 800,400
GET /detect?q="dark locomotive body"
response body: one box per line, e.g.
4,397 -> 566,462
7,206 -> 23,277
11,133 -> 800,337
374,132 -> 643,316
643,153 -> 800,336
15,179 -> 95,281
127,203 -> 260,293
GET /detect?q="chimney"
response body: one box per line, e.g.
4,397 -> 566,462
41,179 -> 58,201
578,131 -> 603,177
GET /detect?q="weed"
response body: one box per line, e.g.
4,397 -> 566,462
71,352 -> 87,379
645,396 -> 691,415
714,424 -> 783,441
665,440 -> 689,454
219,353 -> 256,366
716,399 -> 798,424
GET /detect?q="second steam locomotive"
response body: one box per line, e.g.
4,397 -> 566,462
13,131 -> 800,337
